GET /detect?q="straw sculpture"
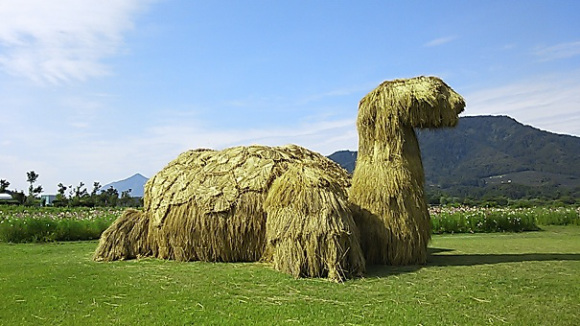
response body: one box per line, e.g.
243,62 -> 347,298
94,208 -> 150,260
349,76 -> 465,265
95,75 -> 465,280
95,145 -> 365,281
264,165 -> 364,280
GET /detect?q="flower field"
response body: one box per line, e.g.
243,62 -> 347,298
430,206 -> 580,234
0,205 -> 579,243
0,206 -> 122,243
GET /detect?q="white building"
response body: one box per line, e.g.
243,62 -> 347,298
40,195 -> 57,206
0,193 -> 12,200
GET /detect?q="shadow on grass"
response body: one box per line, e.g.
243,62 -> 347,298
365,247 -> 580,278
428,252 -> 580,267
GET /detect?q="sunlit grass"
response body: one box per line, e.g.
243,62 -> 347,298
1,226 -> 578,325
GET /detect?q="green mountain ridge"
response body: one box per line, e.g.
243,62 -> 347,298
328,115 -> 580,200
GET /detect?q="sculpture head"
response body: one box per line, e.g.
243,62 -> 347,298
358,76 -> 465,133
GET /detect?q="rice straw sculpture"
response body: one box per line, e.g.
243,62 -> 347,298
94,76 -> 465,280
349,76 -> 465,265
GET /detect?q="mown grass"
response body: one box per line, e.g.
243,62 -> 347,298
1,226 -> 579,325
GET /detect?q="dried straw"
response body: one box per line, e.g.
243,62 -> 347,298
95,145 -> 365,280
93,208 -> 150,261
95,75 -> 465,278
349,76 -> 465,265
264,165 -> 365,281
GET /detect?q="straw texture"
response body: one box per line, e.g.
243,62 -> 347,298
350,76 -> 465,265
95,145 -> 365,280
95,75 -> 465,278
264,165 -> 365,280
93,208 -> 150,261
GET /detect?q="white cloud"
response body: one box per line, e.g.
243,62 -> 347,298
0,0 -> 153,84
535,41 -> 580,61
423,36 -> 457,47
502,44 -> 517,50
143,116 -> 357,157
295,83 -> 377,105
1,106 -> 358,193
464,72 -> 580,136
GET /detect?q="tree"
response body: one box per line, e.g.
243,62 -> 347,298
91,182 -> 101,197
54,183 -> 69,206
26,171 -> 42,204
74,182 -> 87,198
119,189 -> 134,207
27,171 -> 39,185
70,182 -> 89,207
57,183 -> 68,197
12,191 -> 26,205
0,179 -> 9,192
99,186 -> 119,207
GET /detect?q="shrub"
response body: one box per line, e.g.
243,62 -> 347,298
0,206 -> 121,243
430,206 -> 580,234
533,207 -> 580,226
430,206 -> 539,234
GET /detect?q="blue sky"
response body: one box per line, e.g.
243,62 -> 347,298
1,0 -> 579,193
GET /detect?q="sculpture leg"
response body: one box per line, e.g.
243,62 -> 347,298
264,165 -> 365,281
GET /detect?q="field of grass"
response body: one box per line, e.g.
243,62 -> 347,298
1,225 -> 578,325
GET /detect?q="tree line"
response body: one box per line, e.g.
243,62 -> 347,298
425,183 -> 579,208
0,171 -> 141,207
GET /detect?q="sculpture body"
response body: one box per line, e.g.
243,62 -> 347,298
95,145 -> 365,281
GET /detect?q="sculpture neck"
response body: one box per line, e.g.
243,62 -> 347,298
356,124 -> 425,182
359,122 -> 416,156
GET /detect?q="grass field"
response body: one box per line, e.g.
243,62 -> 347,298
1,226 -> 579,325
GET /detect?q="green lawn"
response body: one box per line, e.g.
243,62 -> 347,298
1,226 -> 579,325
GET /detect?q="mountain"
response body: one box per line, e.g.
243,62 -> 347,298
328,115 -> 580,199
100,173 -> 148,197
327,150 -> 357,174
417,116 -> 580,188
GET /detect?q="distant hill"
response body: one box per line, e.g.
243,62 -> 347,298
327,150 -> 357,174
417,116 -> 580,188
328,115 -> 580,199
100,173 -> 148,197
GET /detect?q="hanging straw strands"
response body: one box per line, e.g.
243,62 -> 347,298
265,165 -> 364,280
350,76 -> 465,265
95,144 -> 365,281
94,76 -> 465,280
